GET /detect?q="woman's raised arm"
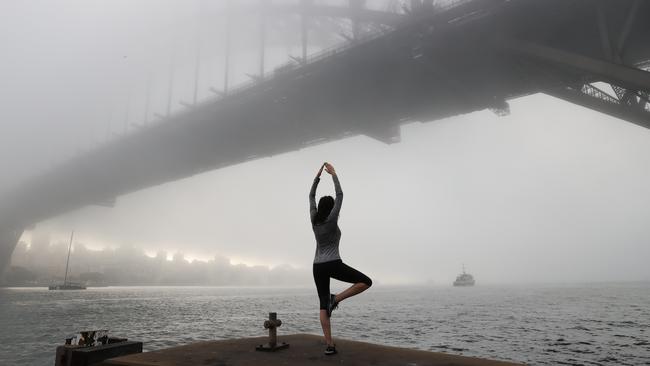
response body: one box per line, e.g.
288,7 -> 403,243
324,163 -> 343,221
309,163 -> 325,222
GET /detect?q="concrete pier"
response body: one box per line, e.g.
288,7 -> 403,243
99,333 -> 523,366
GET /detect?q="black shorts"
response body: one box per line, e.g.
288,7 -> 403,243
312,259 -> 372,310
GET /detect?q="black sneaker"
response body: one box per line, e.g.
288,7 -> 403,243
324,345 -> 337,355
327,294 -> 339,318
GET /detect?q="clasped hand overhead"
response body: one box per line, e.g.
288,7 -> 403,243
316,162 -> 336,178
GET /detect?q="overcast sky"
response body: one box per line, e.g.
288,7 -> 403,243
3,1 -> 650,285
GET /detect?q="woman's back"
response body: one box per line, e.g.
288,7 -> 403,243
312,219 -> 342,264
309,172 -> 344,264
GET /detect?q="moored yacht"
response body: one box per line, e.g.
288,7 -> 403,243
48,231 -> 86,291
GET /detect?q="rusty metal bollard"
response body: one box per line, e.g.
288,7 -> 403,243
255,312 -> 290,352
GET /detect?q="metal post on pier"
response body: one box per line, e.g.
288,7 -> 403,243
256,312 -> 289,352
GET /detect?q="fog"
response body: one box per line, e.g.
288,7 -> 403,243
7,237 -> 310,287
2,1 -> 650,286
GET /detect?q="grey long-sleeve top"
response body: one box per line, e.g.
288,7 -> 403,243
309,174 -> 343,264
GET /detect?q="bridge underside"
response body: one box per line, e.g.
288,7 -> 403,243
1,0 -> 649,275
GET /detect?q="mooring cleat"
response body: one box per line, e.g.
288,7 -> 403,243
255,312 -> 290,352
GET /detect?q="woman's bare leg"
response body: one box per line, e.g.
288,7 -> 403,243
319,309 -> 334,346
335,282 -> 370,303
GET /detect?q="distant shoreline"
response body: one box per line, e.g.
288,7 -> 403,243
2,281 -> 649,290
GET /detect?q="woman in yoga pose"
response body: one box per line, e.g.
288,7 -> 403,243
309,162 -> 372,355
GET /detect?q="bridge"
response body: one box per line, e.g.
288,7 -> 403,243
1,0 -> 649,275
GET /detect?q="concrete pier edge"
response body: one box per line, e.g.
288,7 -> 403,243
99,333 -> 525,366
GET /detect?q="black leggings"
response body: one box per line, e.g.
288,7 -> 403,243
313,259 -> 372,310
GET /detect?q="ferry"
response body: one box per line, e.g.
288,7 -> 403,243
453,264 -> 475,286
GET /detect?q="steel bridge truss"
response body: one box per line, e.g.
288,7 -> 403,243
499,0 -> 650,129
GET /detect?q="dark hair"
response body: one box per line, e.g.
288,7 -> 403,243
314,196 -> 334,224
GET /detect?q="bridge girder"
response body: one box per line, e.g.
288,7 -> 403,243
499,38 -> 650,129
0,225 -> 24,278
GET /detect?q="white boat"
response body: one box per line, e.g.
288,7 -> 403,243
453,264 -> 475,287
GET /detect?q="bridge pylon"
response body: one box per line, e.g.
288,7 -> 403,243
0,225 -> 24,278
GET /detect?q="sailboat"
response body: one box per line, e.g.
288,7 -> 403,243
48,231 -> 86,290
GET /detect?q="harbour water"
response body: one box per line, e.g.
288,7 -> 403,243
0,283 -> 648,366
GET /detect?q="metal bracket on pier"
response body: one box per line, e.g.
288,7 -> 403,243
255,312 -> 290,352
54,330 -> 142,366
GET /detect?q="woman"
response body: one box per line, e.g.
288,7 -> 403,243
309,162 -> 372,355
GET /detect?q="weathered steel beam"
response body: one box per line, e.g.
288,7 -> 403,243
500,38 -> 650,93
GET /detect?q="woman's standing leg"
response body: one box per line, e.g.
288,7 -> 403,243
319,310 -> 332,345
313,263 -> 334,346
